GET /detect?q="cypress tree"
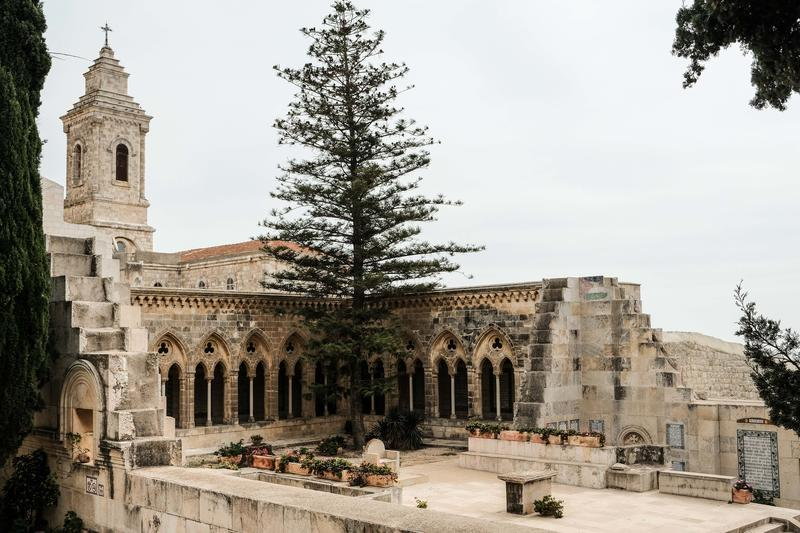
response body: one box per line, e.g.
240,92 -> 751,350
261,1 -> 481,447
0,0 -> 52,463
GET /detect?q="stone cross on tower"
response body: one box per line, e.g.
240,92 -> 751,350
100,22 -> 112,47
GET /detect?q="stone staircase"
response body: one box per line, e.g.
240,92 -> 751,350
46,235 -> 178,463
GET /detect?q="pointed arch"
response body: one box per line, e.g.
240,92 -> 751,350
472,325 -> 514,369
240,328 -> 272,373
429,328 -> 466,371
151,329 -> 190,375
197,330 -> 233,369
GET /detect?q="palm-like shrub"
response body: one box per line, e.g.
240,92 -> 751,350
366,408 -> 424,450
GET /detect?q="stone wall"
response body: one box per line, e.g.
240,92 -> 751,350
662,331 -> 758,401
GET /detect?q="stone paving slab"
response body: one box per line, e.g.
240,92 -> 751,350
398,458 -> 800,532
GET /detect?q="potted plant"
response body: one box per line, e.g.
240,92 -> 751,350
310,458 -> 353,482
66,432 -> 90,463
465,421 -> 483,437
529,429 -> 546,444
579,432 -> 604,448
732,480 -> 754,504
349,463 -> 398,488
248,445 -> 276,469
499,429 -> 521,441
280,449 -> 314,475
215,440 -> 246,467
566,430 -> 581,446
315,435 -> 346,456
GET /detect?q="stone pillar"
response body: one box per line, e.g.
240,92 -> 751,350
323,374 -> 329,416
206,378 -> 212,426
450,374 -> 456,419
185,372 -> 195,429
408,374 -> 413,411
160,377 -> 167,411
288,374 -> 294,418
495,373 -> 501,421
248,377 -> 254,422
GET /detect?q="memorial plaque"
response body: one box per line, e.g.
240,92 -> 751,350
569,419 -> 580,432
666,423 -> 684,449
86,476 -> 98,495
589,419 -> 604,434
737,430 -> 780,497
671,461 -> 685,472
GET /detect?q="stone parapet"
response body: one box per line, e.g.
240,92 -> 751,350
658,470 -> 735,502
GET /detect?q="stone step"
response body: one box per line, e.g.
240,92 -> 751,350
49,252 -> 94,277
82,327 -> 126,352
51,276 -> 104,302
47,235 -> 90,255
67,301 -> 116,328
744,523 -> 785,533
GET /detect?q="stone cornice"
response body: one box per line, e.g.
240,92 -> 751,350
130,281 -> 542,311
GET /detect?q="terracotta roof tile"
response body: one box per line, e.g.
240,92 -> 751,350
178,240 -> 301,262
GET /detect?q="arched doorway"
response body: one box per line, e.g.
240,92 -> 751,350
454,359 -> 469,418
254,362 -> 266,420
194,363 -> 208,425
211,362 -> 225,425
278,361 -> 289,419
238,362 -> 250,422
499,358 -> 515,421
165,363 -> 181,426
397,360 -> 409,411
292,361 -> 303,418
360,361 -> 371,415
373,360 -> 386,415
412,359 -> 425,414
437,359 -> 451,418
480,359 -> 496,419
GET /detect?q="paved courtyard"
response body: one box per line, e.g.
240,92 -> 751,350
398,458 -> 800,532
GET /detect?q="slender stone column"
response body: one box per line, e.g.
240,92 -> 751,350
450,374 -> 456,419
323,374 -> 329,416
408,374 -> 414,411
206,378 -> 213,426
185,372 -> 195,429
160,378 -> 167,411
248,377 -> 254,422
288,375 -> 294,418
495,373 -> 502,421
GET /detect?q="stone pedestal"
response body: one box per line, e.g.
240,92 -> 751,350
497,470 -> 557,515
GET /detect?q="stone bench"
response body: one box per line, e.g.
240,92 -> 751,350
658,470 -> 735,502
497,470 -> 557,515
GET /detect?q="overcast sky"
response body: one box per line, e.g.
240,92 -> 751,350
39,1 -> 800,342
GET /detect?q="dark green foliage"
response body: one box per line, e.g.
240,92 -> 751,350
0,449 -> 59,531
673,1 -> 800,109
306,457 -> 353,478
752,489 -> 776,506
260,1 -> 481,448
214,440 -> 246,457
534,495 -> 564,518
735,284 -> 800,435
0,0 -> 52,464
316,435 -> 346,456
348,462 -> 397,487
366,408 -> 424,450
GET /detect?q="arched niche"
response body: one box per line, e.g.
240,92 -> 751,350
59,360 -> 104,464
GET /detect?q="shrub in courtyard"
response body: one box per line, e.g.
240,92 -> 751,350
249,435 -> 264,445
348,462 -> 397,487
215,440 -> 247,466
309,458 -> 354,480
0,449 -> 60,531
534,495 -> 564,518
58,511 -> 84,533
366,409 -> 424,450
316,435 -> 346,456
414,497 -> 428,509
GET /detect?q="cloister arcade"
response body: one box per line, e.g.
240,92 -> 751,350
152,326 -> 520,430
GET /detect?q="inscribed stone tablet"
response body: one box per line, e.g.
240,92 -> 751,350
666,423 -> 684,449
737,430 -> 780,497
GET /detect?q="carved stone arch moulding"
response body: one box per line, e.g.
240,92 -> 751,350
428,328 -> 466,369
151,329 -> 190,375
618,425 -> 653,445
59,359 -> 105,439
472,325 -> 514,369
105,136 -> 137,156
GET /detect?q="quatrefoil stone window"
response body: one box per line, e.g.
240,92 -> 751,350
157,342 -> 169,355
492,337 -> 503,350
204,342 -> 215,354
246,341 -> 256,354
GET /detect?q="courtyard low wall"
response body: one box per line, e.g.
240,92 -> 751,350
458,437 -> 617,489
658,470 -> 735,502
126,466 -> 542,533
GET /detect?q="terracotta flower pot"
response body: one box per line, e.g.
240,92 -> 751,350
318,470 -> 349,482
76,452 -> 91,464
480,431 -> 496,439
469,429 -> 481,437
547,435 -> 563,445
530,434 -> 546,445
732,489 -> 753,504
567,435 -> 582,446
365,473 -> 395,487
251,455 -> 276,470
286,462 -> 311,476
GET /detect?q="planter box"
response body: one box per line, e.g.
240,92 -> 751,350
567,435 -> 582,446
365,473 -> 395,487
732,489 -> 753,504
251,455 -> 276,470
480,432 -> 496,439
219,455 -> 242,467
286,462 -> 311,476
500,430 -> 527,442
580,435 -> 602,448
317,470 -> 350,482
547,435 -> 563,445
530,434 -> 546,445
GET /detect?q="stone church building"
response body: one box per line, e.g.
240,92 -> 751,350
19,43 -> 800,530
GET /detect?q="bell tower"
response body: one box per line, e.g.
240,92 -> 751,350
61,34 -> 154,252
